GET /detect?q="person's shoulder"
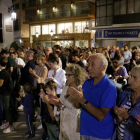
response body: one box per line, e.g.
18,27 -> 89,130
83,78 -> 92,86
59,68 -> 65,73
105,77 -> 116,89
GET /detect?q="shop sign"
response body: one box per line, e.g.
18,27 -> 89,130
6,25 -> 12,32
95,30 -> 102,38
104,29 -> 140,38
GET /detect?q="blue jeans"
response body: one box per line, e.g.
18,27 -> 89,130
82,135 -> 111,140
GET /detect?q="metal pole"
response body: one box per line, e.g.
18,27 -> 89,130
51,36 -> 52,47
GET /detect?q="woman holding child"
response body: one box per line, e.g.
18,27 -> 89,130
44,64 -> 88,140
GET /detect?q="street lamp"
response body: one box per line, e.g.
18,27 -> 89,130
36,32 -> 39,48
8,5 -> 17,21
50,30 -> 54,47
11,11 -> 16,21
36,32 -> 39,38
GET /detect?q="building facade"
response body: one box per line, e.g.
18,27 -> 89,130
23,0 -> 95,48
12,0 -> 30,48
92,0 -> 140,48
0,0 -> 14,48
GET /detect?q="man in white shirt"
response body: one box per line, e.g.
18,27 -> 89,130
11,51 -> 25,70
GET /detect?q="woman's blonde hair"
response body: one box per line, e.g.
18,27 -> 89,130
65,64 -> 88,86
36,54 -> 46,64
102,48 -> 110,61
130,65 -> 140,77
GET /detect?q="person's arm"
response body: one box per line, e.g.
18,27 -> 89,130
0,79 -> 4,87
121,67 -> 129,78
46,102 -> 55,121
9,67 -> 13,74
73,101 -> 82,109
69,86 -> 117,121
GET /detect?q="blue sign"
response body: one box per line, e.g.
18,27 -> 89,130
96,30 -> 102,38
118,41 -> 124,48
104,29 -> 140,38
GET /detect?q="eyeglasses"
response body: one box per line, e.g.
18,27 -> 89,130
65,74 -> 74,77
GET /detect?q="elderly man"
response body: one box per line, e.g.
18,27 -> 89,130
68,53 -> 117,140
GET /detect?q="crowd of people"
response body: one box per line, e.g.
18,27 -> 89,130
0,44 -> 140,140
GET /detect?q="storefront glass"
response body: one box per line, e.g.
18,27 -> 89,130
42,24 -> 56,35
57,23 -> 73,34
30,25 -> 41,35
74,21 -> 89,33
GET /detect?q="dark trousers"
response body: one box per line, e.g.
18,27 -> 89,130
25,114 -> 34,135
1,95 -> 13,126
0,98 -> 3,125
124,63 -> 130,73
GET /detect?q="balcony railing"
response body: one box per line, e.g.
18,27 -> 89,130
55,0 -> 69,2
40,0 -> 53,5
54,10 -> 70,18
23,16 -> 37,22
24,8 -> 91,22
40,13 -> 53,20
72,8 -> 91,16
25,2 -> 36,8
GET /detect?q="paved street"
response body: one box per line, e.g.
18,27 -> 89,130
0,110 -> 43,140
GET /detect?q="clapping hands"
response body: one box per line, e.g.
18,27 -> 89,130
114,105 -> 129,121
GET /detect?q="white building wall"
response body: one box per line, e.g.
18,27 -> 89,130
102,39 -> 117,48
0,0 -> 14,48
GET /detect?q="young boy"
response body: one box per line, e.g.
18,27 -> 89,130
16,83 -> 35,140
39,80 -> 58,140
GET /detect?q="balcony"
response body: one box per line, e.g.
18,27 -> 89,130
55,0 -> 68,2
40,13 -> 53,20
23,16 -> 37,22
40,0 -> 53,5
25,2 -> 36,8
72,8 -> 91,16
54,10 -> 70,18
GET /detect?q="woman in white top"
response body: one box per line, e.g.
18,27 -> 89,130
47,53 -> 66,96
48,64 -> 88,140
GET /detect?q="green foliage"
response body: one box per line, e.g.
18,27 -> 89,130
10,41 -> 19,50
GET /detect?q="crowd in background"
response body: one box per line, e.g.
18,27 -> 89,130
0,44 -> 140,140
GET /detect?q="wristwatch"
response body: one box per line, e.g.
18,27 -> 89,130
60,104 -> 65,110
81,101 -> 89,108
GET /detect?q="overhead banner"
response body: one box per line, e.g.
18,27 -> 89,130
104,29 -> 140,38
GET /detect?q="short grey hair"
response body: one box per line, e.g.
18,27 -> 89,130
90,53 -> 108,71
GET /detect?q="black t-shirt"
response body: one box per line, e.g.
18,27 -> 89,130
76,61 -> 85,68
0,69 -> 10,95
6,56 -> 18,81
41,101 -> 56,125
